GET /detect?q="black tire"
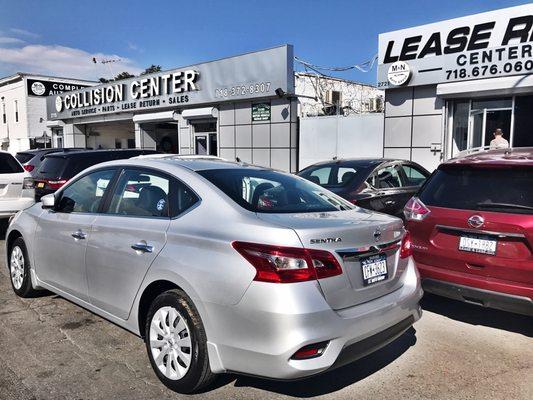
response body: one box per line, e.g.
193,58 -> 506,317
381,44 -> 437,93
8,237 -> 38,298
145,289 -> 216,393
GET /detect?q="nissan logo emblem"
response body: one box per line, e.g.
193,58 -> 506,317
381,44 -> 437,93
373,229 -> 382,242
467,215 -> 484,229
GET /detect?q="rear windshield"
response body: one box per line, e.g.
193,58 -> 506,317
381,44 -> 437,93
37,157 -> 67,178
15,152 -> 35,164
0,153 -> 24,173
298,164 -> 371,188
198,168 -> 355,213
419,167 -> 533,215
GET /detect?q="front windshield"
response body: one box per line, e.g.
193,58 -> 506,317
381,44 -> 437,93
198,168 -> 355,213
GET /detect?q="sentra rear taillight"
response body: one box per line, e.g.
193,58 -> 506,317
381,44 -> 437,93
232,241 -> 343,283
399,231 -> 412,259
403,197 -> 430,221
23,164 -> 34,172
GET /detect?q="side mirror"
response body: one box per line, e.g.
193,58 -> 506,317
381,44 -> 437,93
41,194 -> 55,209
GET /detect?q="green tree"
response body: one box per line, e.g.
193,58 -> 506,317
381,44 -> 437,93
113,71 -> 135,81
141,65 -> 162,75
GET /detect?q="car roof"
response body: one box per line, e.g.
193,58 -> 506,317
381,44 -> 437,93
97,156 -> 273,172
444,147 -> 533,167
300,158 -> 404,169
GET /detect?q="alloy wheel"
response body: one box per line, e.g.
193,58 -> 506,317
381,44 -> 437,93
149,306 -> 192,380
10,246 -> 25,290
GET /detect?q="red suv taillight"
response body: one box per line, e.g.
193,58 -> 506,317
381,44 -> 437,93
400,231 -> 412,259
23,164 -> 34,172
403,197 -> 430,221
232,241 -> 343,283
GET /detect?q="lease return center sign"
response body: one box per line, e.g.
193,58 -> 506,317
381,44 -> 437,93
377,4 -> 533,88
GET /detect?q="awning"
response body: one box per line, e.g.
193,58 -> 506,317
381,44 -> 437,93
437,74 -> 533,98
181,107 -> 218,120
46,120 -> 64,128
133,111 -> 179,124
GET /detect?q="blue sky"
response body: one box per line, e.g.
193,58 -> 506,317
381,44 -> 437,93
0,0 -> 530,83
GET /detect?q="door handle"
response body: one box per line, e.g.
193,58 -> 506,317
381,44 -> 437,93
71,230 -> 87,240
131,242 -> 154,254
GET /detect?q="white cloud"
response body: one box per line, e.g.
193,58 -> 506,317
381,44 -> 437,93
0,44 -> 142,80
0,36 -> 25,44
10,28 -> 40,38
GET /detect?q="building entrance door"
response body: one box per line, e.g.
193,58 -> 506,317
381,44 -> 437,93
192,121 -> 217,156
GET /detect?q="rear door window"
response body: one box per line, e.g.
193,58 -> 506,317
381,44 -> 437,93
107,169 -> 172,218
419,167 -> 533,214
0,153 -> 23,173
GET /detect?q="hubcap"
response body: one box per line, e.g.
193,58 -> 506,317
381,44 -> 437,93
149,306 -> 192,380
10,246 -> 24,290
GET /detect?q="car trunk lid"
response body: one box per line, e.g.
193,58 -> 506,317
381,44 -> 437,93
257,209 -> 406,310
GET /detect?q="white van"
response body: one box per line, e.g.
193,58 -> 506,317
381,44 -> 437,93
0,151 -> 35,219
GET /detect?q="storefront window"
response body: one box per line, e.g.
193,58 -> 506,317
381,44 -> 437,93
449,97 -> 516,156
471,98 -> 512,110
451,100 -> 469,156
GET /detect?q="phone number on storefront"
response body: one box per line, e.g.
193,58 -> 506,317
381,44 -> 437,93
215,82 -> 271,98
446,60 -> 533,81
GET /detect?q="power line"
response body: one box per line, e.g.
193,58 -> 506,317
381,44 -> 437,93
294,54 -> 378,73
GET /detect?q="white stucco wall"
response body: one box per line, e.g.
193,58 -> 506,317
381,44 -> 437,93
295,73 -> 384,117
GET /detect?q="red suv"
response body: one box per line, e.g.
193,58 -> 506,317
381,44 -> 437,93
404,148 -> 533,316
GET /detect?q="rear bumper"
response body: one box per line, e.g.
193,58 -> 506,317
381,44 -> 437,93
423,278 -> 533,316
205,259 -> 423,380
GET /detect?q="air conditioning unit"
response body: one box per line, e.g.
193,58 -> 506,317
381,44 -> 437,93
369,97 -> 383,112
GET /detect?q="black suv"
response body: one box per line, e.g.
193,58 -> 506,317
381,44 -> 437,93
15,148 -> 89,176
34,149 -> 158,199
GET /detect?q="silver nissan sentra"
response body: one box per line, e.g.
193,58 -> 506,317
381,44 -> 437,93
5,156 -> 422,393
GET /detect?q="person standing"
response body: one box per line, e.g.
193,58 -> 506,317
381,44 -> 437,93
489,128 -> 509,149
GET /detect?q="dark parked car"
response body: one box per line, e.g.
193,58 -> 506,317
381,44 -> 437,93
34,149 -> 158,199
298,158 -> 430,218
405,148 -> 533,316
15,148 -> 89,176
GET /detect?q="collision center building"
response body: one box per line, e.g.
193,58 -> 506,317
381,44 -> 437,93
46,46 -> 299,173
378,3 -> 533,170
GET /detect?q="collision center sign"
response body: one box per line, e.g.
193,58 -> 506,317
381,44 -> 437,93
47,45 -> 294,120
377,4 -> 533,88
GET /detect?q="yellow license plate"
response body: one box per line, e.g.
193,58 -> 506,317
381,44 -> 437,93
37,182 -> 45,188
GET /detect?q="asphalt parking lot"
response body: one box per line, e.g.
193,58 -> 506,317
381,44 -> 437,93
0,234 -> 531,400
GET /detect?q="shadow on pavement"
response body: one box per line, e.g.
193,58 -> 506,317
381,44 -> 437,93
214,327 -> 417,397
0,219 -> 7,240
421,293 -> 532,337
